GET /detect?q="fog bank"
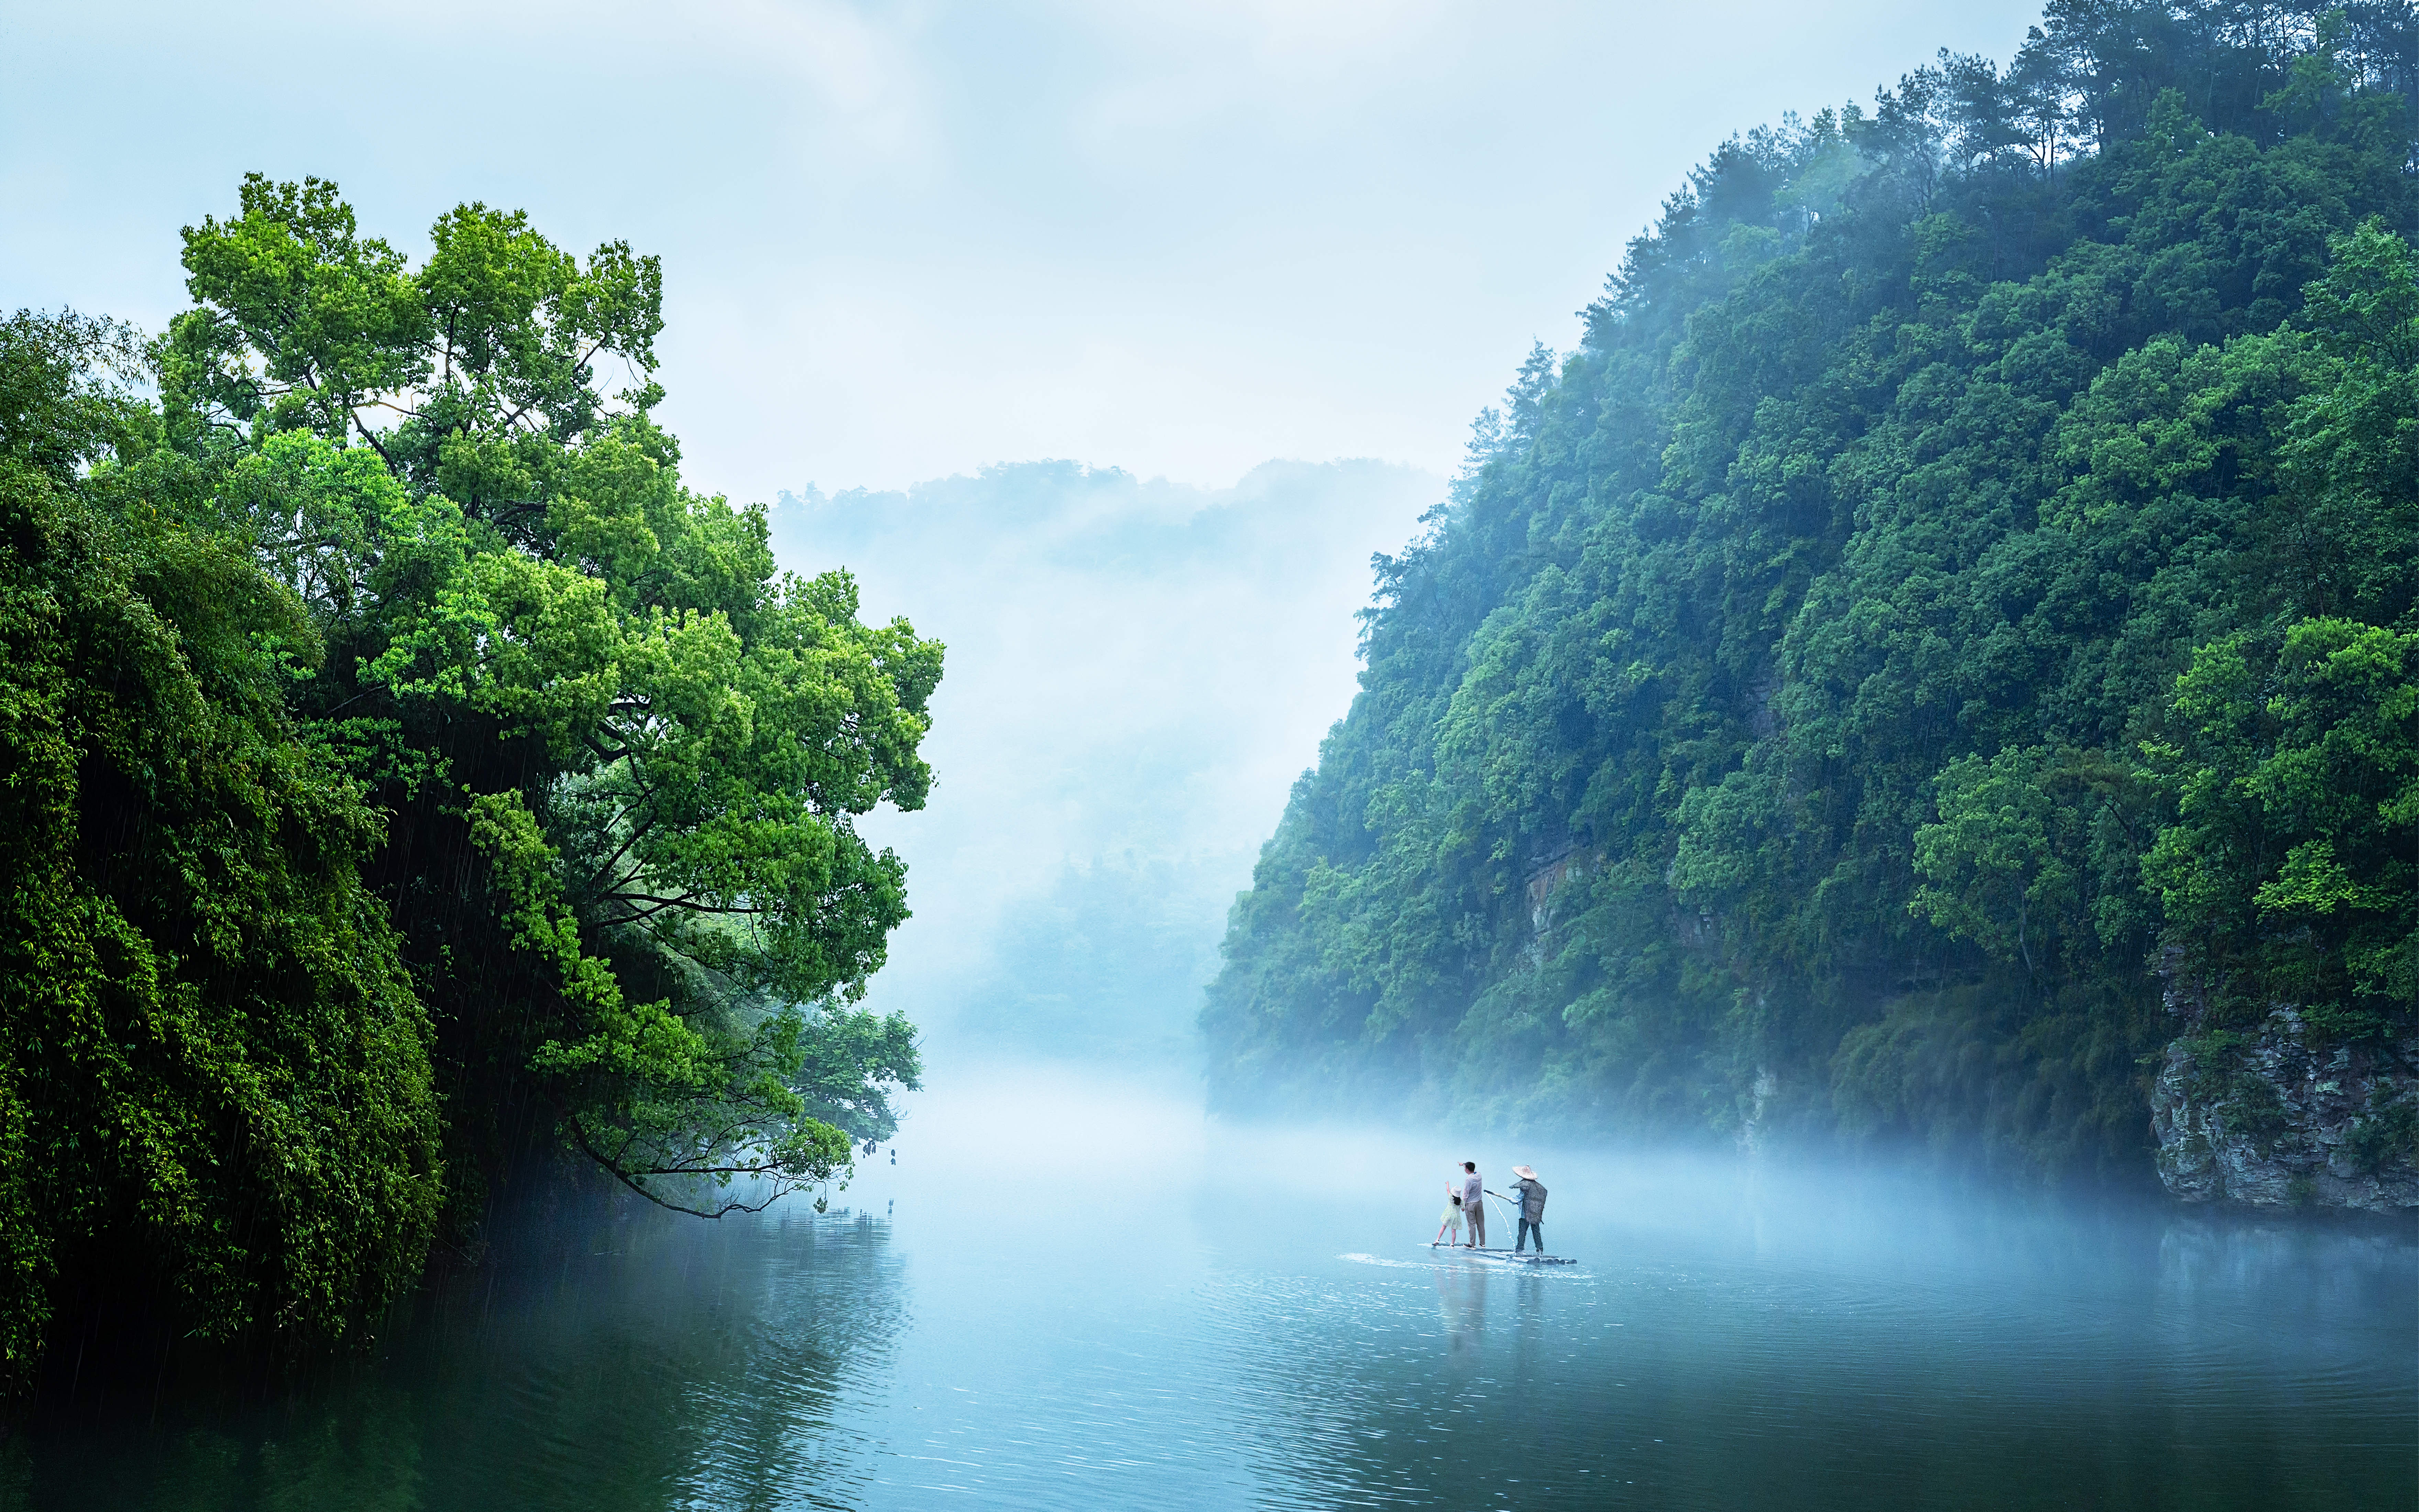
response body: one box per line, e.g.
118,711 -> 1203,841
766,456 -> 1438,1069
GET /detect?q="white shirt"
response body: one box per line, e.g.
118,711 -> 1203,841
1461,1172 -> 1483,1209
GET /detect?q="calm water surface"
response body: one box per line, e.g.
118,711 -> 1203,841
10,1066 -> 2414,1510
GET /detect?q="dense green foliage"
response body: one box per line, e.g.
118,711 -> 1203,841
2,184 -> 937,1387
1207,2 -> 2419,1183
0,311 -> 442,1384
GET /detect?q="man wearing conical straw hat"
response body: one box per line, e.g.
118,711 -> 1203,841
1509,1165 -> 1548,1254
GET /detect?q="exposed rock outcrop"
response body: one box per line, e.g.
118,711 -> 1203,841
2152,969 -> 2419,1211
1523,843 -> 1590,934
1736,1064 -> 1780,1155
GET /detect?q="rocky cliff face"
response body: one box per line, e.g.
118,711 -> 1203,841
2152,969 -> 2419,1211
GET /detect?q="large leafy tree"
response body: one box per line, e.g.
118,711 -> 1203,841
1,176 -> 942,1388
2142,218 -> 2419,1044
160,175 -> 940,1217
2147,617 -> 2419,1040
0,311 -> 443,1388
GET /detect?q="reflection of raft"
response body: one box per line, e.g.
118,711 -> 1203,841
1429,1243 -> 1576,1266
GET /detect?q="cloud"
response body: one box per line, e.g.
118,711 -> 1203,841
7,0 -> 2050,538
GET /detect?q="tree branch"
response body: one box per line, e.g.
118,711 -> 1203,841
562,1115 -> 804,1219
583,732 -> 634,767
605,893 -> 765,924
582,814 -> 658,896
350,409 -> 398,470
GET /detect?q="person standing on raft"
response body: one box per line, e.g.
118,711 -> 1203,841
1459,1161 -> 1487,1248
1509,1166 -> 1548,1253
1434,1180 -> 1466,1246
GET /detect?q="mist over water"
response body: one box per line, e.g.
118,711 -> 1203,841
14,1066 -> 2412,1509
765,457 -> 1440,1068
16,464 -> 2413,1508
10,0 -> 2418,1495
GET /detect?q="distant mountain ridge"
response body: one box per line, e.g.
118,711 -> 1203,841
1205,1 -> 2419,1207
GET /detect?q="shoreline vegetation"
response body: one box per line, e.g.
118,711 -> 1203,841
5,0 -> 2416,1410
1204,1 -> 2418,1208
0,184 -> 938,1393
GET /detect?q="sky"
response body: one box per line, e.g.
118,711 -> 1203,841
3,0 -> 2054,1067
4,0 -> 2046,498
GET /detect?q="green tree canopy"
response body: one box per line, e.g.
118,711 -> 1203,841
1207,2 -> 2419,1186
0,310 -> 441,1387
160,174 -> 940,1215
2,179 -> 941,1390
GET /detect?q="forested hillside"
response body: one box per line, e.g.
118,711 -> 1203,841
0,184 -> 935,1388
1206,1 -> 2419,1201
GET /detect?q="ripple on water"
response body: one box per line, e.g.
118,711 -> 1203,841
12,1112 -> 2415,1511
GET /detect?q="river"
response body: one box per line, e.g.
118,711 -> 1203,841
10,1064 -> 2414,1510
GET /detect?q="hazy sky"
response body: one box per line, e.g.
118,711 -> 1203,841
5,1 -> 2044,498
767,459 -> 1437,1060
7,1 -> 2053,1068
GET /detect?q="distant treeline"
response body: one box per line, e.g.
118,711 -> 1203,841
1,184 -> 935,1390
1206,1 -> 2419,1184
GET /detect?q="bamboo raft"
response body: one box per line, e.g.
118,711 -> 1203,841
1429,1243 -> 1576,1265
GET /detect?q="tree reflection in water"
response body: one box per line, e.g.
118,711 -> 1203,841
18,1197 -> 907,1512
10,1076 -> 2412,1511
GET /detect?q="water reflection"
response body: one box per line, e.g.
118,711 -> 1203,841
1434,1262 -> 1487,1355
1223,1138 -> 2416,1511
21,1204 -> 907,1512
11,1067 -> 2413,1511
